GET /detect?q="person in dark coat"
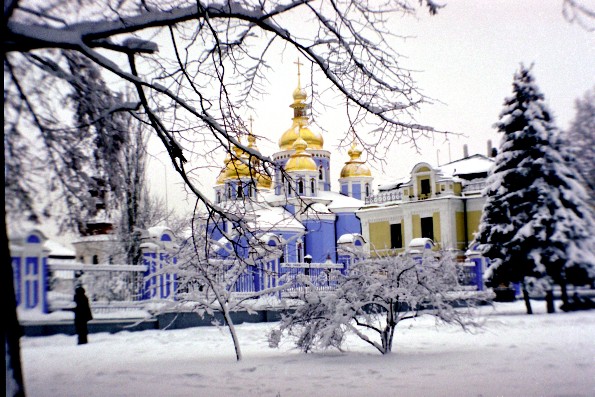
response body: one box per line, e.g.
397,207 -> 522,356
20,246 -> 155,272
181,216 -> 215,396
74,286 -> 93,344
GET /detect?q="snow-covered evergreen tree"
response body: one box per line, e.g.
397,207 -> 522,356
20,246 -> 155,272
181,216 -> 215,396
562,86 -> 595,206
476,65 -> 595,314
269,251 -> 485,355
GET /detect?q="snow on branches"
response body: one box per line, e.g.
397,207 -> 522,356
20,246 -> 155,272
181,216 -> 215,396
476,65 -> 595,313
269,252 -> 487,355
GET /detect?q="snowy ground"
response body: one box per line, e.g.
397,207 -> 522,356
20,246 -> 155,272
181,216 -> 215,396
20,301 -> 594,397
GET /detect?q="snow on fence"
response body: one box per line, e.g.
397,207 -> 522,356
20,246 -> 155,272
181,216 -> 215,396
47,260 -> 148,311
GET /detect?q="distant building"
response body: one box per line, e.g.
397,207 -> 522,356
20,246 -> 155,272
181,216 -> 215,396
208,64 -> 371,271
358,152 -> 495,259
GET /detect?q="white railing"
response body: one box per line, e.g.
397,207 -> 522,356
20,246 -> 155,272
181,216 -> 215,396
365,191 -> 403,204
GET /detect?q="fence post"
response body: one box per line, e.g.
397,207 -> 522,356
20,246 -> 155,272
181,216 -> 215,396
139,227 -> 178,300
10,230 -> 50,313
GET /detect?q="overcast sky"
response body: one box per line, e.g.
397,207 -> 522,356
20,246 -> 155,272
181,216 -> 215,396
147,0 -> 593,216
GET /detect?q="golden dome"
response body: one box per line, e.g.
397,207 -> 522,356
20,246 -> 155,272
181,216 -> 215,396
340,142 -> 372,178
278,60 -> 324,151
224,145 -> 251,179
285,136 -> 317,172
293,86 -> 307,102
257,172 -> 272,189
279,124 -> 324,151
216,153 -> 232,185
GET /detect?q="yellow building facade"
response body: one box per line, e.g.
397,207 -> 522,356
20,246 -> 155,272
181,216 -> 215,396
357,154 -> 495,259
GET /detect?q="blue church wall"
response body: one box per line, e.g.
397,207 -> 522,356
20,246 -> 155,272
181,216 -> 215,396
341,183 -> 348,196
335,212 -> 362,238
303,219 -> 336,263
352,183 -> 362,200
207,220 -> 225,243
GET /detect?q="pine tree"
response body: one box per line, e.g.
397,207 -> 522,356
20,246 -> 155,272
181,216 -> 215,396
476,65 -> 595,314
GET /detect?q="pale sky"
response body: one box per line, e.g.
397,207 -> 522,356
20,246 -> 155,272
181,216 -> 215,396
148,0 -> 594,216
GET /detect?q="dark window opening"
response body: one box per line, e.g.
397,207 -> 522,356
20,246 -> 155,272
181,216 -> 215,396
390,223 -> 402,249
319,166 -> 323,180
421,217 -> 434,240
298,179 -> 304,194
421,179 -> 431,195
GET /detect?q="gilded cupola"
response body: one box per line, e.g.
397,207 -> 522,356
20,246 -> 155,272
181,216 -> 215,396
284,132 -> 318,172
278,60 -> 324,151
340,142 -> 372,178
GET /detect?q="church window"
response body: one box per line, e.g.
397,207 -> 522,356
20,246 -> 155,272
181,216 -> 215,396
216,192 -> 221,203
421,217 -> 434,240
310,178 -> 315,195
390,224 -> 403,249
92,255 -> 99,265
421,179 -> 431,195
227,185 -> 232,199
318,165 -> 323,180
365,183 -> 370,197
298,179 -> 304,194
237,184 -> 243,198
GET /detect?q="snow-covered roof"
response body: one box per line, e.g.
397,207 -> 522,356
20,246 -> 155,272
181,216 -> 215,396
378,177 -> 409,192
408,238 -> 435,249
147,226 -> 174,238
317,190 -> 364,211
337,233 -> 364,244
252,204 -> 305,231
44,240 -> 75,258
437,154 -> 494,178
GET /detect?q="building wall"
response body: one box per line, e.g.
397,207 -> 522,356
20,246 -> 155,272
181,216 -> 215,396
369,220 -> 391,251
303,219 -> 336,263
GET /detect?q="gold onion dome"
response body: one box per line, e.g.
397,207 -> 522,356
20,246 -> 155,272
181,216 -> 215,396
216,153 -> 232,185
285,135 -> 317,172
257,172 -> 272,189
340,142 -> 372,178
278,61 -> 324,151
224,145 -> 251,180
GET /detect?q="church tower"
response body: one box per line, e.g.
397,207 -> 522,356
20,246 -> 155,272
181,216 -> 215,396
214,128 -> 271,204
338,141 -> 374,200
273,60 -> 331,194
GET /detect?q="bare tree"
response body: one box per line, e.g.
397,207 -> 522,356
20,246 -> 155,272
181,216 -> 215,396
269,250 -> 487,355
563,0 -> 595,31
4,0 -> 444,391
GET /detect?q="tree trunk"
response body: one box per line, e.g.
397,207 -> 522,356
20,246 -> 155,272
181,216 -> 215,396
2,207 -> 26,396
221,303 -> 243,361
522,282 -> 533,315
560,282 -> 569,307
545,289 -> 555,313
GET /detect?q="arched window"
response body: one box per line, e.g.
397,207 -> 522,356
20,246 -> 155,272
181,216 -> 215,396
310,178 -> 315,195
365,183 -> 370,197
297,242 -> 303,263
216,191 -> 221,203
318,165 -> 323,180
227,185 -> 232,199
237,184 -> 243,198
298,178 -> 304,194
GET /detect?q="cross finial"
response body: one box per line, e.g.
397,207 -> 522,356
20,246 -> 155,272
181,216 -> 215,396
294,58 -> 303,87
248,115 -> 254,133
